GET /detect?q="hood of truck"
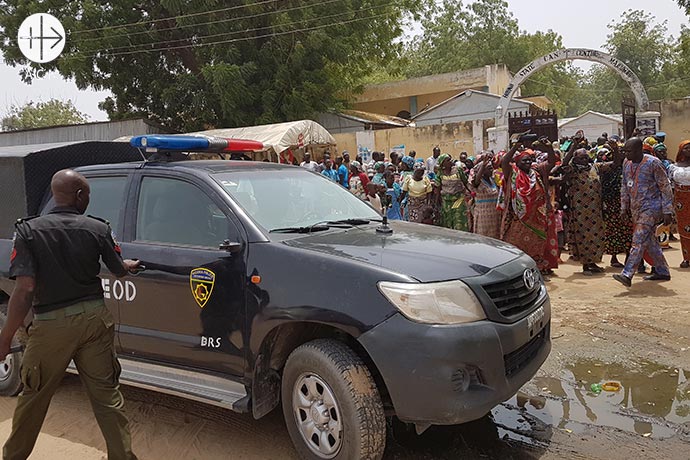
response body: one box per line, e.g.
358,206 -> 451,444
283,221 -> 523,282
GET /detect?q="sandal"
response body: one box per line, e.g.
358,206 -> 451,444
610,261 -> 624,268
583,269 -> 594,276
590,265 -> 605,273
681,260 -> 690,269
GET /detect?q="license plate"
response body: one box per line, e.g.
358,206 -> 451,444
526,306 -> 545,332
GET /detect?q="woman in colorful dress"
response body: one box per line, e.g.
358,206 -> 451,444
669,141 -> 690,268
599,141 -> 632,267
560,148 -> 606,275
500,142 -> 559,275
348,161 -> 369,200
403,164 -> 433,223
469,154 -> 501,239
435,154 -> 470,231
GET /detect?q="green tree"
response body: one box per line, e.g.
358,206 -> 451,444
402,0 -> 580,115
1,99 -> 89,131
0,1 -> 423,131
563,10 -> 673,115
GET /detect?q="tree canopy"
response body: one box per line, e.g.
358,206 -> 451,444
0,0 -> 424,131
1,99 -> 89,131
400,0 -> 581,115
400,2 -> 690,117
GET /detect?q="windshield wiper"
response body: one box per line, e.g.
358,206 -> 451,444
326,218 -> 382,225
269,224 -> 332,234
269,218 -> 378,234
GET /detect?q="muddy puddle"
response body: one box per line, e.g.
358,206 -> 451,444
386,358 -> 690,458
502,358 -> 690,439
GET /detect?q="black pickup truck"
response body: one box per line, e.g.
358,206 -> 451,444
0,138 -> 550,460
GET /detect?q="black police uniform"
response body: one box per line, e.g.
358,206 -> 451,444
4,206 -> 137,460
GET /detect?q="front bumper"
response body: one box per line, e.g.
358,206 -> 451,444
358,297 -> 551,426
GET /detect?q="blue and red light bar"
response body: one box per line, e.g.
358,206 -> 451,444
130,135 -> 264,152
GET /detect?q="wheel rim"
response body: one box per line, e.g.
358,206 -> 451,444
292,373 -> 343,458
0,354 -> 13,382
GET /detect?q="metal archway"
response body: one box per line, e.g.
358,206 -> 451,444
495,48 -> 649,127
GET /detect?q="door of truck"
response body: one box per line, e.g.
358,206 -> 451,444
116,170 -> 247,377
80,173 -> 134,351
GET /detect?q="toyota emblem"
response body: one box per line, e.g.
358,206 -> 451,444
523,269 -> 537,290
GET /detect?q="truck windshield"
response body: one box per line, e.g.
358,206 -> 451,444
213,169 -> 381,232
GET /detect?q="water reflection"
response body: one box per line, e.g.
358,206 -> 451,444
502,358 -> 689,439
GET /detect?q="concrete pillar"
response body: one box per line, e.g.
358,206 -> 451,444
472,120 -> 484,154
636,111 -> 661,138
488,126 -> 510,153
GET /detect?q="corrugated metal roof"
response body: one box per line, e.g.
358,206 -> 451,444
0,140 -> 97,157
337,110 -> 412,127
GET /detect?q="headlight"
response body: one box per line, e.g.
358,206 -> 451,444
377,280 -> 486,325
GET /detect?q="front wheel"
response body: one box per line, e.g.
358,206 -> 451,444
0,311 -> 23,396
281,339 -> 386,460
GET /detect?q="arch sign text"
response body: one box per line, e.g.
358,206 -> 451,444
495,48 -> 649,127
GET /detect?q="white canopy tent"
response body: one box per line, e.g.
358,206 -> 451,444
191,119 -> 336,162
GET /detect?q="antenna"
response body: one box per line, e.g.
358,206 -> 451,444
136,147 -> 147,162
376,193 -> 393,234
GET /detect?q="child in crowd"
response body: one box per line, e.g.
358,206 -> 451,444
365,182 -> 383,214
384,171 -> 403,220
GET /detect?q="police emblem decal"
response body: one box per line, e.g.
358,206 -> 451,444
190,268 -> 215,308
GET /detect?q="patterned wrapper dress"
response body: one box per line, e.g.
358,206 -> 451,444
500,163 -> 559,271
470,177 -> 501,239
562,163 -> 606,265
599,163 -> 633,255
436,169 -> 470,231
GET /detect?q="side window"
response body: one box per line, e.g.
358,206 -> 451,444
86,176 -> 128,233
136,177 -> 231,248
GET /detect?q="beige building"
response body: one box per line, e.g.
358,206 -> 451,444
658,97 -> 690,159
320,89 -> 540,159
351,64 -> 516,118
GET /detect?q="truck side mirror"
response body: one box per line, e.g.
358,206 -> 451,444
219,239 -> 242,253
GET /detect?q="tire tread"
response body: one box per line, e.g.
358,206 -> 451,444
283,339 -> 386,460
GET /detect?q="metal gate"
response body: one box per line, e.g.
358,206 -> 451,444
622,100 -> 636,139
508,110 -> 559,141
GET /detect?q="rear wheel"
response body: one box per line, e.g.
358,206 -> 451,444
0,311 -> 23,396
281,339 -> 386,460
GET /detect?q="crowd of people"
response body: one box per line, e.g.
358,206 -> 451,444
303,129 -> 690,287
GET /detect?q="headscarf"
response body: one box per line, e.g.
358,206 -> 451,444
643,143 -> 654,154
401,155 -> 415,169
350,160 -> 362,172
678,140 -> 690,162
413,159 -> 426,170
374,161 -> 385,171
515,149 -> 535,162
644,136 -> 658,147
437,153 -> 451,170
653,143 -> 667,153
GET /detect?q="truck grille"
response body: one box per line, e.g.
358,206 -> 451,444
482,274 -> 541,318
504,324 -> 548,378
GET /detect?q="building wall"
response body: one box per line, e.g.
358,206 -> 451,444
559,117 -> 622,141
660,98 -> 690,160
331,120 -> 492,161
0,119 -> 170,147
352,65 -> 515,117
413,91 -> 533,127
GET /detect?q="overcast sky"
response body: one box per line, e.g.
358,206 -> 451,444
1,0 -> 688,121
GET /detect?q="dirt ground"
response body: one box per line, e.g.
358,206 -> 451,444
0,248 -> 688,459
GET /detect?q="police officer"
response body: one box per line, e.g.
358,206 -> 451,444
0,169 -> 140,460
